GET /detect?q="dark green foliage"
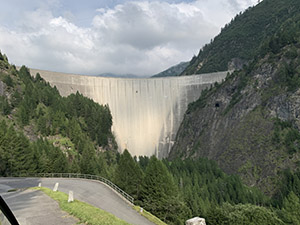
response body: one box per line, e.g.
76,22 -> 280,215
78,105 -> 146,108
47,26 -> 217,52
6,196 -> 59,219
182,0 -> 300,75
139,156 -> 190,225
0,120 -> 34,175
18,66 -> 33,83
15,85 -> 113,148
0,119 -> 71,175
64,92 -> 113,147
272,169 -> 300,208
3,75 -> 14,87
279,191 -> 300,225
206,203 -> 284,225
96,153 -> 109,177
114,150 -> 143,200
166,158 -> 268,220
177,8 -> 300,203
260,16 -> 300,57
0,62 -> 116,177
0,52 -> 9,69
79,141 -> 98,175
0,96 -> 11,115
272,119 -> 300,154
138,155 -> 150,171
30,139 -> 69,173
10,66 -> 113,148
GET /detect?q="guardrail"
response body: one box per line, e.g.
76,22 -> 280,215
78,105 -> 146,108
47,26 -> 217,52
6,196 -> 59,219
8,173 -> 134,204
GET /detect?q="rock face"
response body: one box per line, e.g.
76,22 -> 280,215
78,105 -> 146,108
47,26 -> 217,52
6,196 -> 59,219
170,49 -> 300,193
28,68 -> 227,158
186,217 -> 206,225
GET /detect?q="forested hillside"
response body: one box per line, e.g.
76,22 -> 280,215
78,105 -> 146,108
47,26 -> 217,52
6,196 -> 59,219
182,0 -> 300,75
170,3 -> 300,223
152,61 -> 188,77
2,51 -> 298,224
115,150 -> 300,225
2,0 -> 300,222
0,54 -> 116,176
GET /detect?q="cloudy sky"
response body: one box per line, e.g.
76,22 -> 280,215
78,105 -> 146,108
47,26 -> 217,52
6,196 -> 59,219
0,0 -> 257,76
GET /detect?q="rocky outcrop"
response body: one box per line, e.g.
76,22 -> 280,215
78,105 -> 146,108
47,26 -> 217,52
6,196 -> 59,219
170,48 -> 300,193
186,217 -> 206,225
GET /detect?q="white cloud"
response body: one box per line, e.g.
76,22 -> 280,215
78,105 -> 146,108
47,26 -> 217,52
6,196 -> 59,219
0,0 -> 257,76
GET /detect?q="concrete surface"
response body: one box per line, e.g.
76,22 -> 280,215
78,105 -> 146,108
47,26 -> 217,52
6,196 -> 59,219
28,68 -> 227,158
0,178 -> 154,225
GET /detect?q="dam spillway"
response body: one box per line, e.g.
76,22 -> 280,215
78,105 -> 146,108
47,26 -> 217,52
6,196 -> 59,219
29,68 -> 227,158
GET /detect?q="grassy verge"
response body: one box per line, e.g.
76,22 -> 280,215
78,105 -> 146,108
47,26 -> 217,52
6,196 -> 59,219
132,206 -> 167,225
33,187 -> 130,225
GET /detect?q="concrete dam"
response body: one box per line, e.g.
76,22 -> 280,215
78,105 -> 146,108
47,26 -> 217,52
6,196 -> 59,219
29,68 -> 227,158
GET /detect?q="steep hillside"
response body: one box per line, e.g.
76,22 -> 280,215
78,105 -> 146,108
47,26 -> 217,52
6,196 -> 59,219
1,51 -> 298,224
182,0 -> 300,75
170,12 -> 300,195
0,54 -> 117,176
152,61 -> 188,77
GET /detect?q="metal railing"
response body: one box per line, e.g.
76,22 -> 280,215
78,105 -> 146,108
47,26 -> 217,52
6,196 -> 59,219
9,173 -> 134,204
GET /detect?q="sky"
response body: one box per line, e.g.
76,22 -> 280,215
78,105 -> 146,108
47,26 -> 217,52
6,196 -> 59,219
0,0 -> 257,76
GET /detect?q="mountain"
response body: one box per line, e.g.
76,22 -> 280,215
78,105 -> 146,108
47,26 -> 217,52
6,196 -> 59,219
0,53 -> 117,177
1,27 -> 300,224
152,61 -> 189,77
181,0 -> 300,75
170,4 -> 300,196
2,54 -> 272,224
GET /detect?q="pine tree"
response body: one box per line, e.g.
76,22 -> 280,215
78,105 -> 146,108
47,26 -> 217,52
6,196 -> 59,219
96,153 -> 108,178
79,142 -> 97,175
280,191 -> 300,225
114,149 -> 143,200
140,156 -> 189,224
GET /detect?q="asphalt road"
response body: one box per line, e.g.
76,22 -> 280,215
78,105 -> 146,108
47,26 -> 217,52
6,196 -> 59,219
1,188 -> 79,225
0,178 -> 154,225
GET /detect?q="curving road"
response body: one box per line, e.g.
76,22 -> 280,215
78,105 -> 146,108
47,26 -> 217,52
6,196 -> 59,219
0,178 -> 154,225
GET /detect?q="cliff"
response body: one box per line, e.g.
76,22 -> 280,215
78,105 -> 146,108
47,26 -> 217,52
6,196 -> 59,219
170,12 -> 300,194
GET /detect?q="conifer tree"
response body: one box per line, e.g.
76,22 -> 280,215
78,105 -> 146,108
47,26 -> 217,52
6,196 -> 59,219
140,156 -> 189,225
79,142 -> 97,175
96,153 -> 109,178
114,149 -> 143,200
280,191 -> 300,225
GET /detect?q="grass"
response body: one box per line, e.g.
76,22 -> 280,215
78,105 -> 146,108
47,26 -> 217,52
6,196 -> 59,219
132,206 -> 167,225
33,187 -> 166,225
34,187 -> 130,225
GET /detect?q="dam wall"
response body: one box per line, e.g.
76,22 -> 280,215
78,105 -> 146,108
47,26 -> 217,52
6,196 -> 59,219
29,68 -> 227,158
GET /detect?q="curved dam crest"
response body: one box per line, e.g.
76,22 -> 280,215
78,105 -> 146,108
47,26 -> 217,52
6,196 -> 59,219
28,68 -> 227,158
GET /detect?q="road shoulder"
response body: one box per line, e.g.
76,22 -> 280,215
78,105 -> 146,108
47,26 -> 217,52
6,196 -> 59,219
2,189 -> 80,225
